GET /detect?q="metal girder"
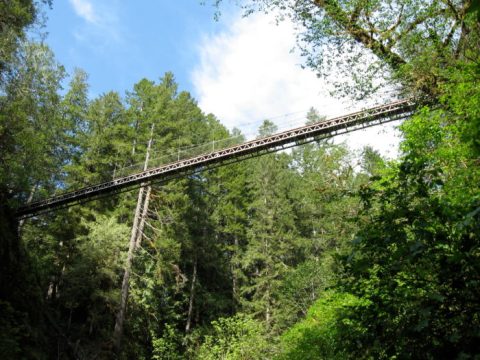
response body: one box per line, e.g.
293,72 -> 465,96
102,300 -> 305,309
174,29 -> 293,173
16,98 -> 417,218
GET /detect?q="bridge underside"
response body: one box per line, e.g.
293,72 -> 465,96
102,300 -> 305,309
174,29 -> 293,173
16,99 -> 417,218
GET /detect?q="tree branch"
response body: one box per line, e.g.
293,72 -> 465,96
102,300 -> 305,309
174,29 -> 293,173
395,8 -> 447,42
313,0 -> 406,70
443,20 -> 459,48
441,0 -> 461,20
386,4 -> 404,34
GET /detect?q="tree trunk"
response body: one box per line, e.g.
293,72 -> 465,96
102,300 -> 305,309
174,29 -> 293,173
313,0 -> 406,70
113,124 -> 154,354
135,185 -> 152,249
113,185 -> 145,353
232,234 -> 239,309
266,288 -> 271,327
134,122 -> 155,249
185,256 -> 198,333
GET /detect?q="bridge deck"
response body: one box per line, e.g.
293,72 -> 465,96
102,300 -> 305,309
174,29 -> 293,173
16,98 -> 417,218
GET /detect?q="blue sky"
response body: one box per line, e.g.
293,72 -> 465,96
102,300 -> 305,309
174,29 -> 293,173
41,1 -> 402,157
45,0 -> 228,97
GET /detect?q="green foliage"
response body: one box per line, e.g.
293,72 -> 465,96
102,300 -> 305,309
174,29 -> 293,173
152,324 -> 183,360
337,74 -> 480,357
278,291 -> 369,360
360,146 -> 386,177
0,300 -> 23,358
197,314 -> 270,360
50,215 -> 128,356
5,1 -> 479,358
0,202 -> 49,358
439,62 -> 480,156
290,141 -> 361,257
241,150 -> 299,328
276,258 -> 335,329
0,0 -> 51,81
0,41 -> 67,204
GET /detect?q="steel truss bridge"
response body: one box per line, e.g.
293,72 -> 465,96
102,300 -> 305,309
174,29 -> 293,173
16,98 -> 418,218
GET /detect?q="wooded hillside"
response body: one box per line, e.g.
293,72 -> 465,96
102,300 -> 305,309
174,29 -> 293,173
1,0 -> 479,358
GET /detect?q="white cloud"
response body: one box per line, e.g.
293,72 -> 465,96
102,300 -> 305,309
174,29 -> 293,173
69,0 -> 98,24
69,0 -> 122,47
191,12 -> 403,158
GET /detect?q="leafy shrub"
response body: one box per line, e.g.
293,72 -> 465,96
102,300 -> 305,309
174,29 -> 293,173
197,314 -> 270,360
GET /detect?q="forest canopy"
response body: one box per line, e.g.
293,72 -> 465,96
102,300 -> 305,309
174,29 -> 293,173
0,0 -> 479,359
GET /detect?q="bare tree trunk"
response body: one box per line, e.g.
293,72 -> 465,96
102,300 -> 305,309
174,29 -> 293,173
232,235 -> 239,309
113,124 -> 154,354
135,185 -> 152,249
134,122 -> 155,249
185,256 -> 198,333
113,185 -> 145,353
266,288 -> 271,326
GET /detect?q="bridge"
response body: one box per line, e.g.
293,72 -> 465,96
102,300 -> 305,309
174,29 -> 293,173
16,98 -> 418,218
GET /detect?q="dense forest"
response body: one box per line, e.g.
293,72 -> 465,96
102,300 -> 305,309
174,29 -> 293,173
1,0 -> 479,359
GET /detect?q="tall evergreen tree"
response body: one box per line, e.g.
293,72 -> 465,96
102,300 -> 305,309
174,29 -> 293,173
240,121 -> 299,331
0,42 -> 67,204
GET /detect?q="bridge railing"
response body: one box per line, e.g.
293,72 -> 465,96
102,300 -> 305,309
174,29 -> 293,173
17,98 -> 418,218
114,135 -> 245,179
